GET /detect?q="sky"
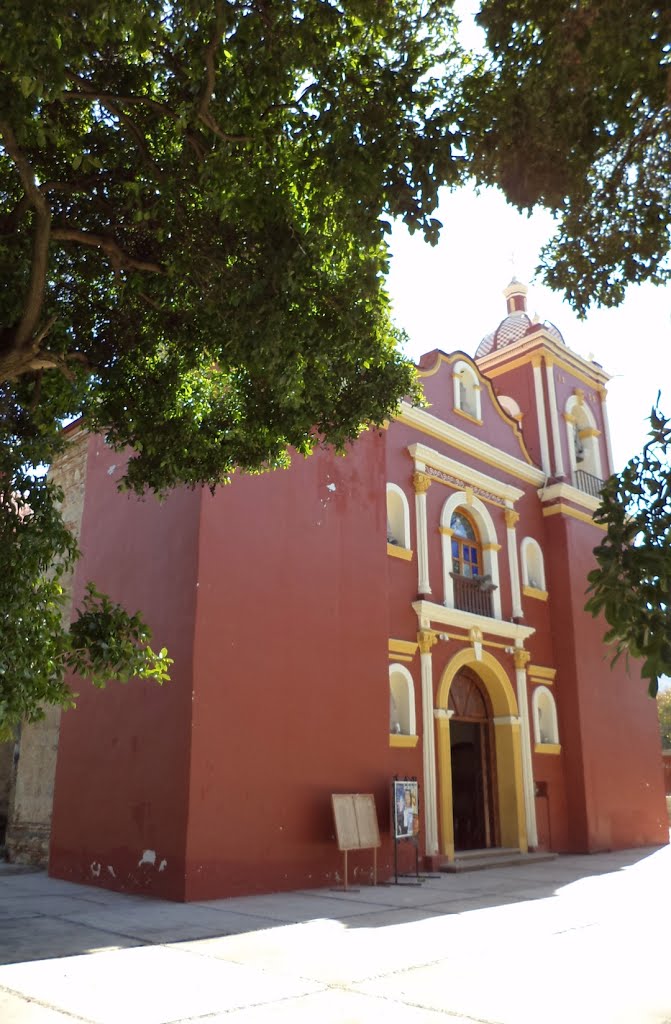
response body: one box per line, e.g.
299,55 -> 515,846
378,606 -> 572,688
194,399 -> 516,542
387,182 -> 671,474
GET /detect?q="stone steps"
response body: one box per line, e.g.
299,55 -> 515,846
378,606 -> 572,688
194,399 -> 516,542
441,847 -> 558,873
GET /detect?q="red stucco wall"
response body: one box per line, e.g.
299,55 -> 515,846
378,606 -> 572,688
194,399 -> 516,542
50,436 -> 202,899
183,431 -> 394,899
544,512 -> 667,851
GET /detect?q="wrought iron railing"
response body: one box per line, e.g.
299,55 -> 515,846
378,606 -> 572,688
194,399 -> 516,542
451,573 -> 496,617
573,469 -> 605,498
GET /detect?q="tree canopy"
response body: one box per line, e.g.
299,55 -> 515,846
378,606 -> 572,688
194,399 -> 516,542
586,404 -> 671,697
0,0 -> 470,735
469,1 -> 671,315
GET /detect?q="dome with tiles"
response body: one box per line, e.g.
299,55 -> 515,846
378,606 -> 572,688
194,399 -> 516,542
475,279 -> 566,359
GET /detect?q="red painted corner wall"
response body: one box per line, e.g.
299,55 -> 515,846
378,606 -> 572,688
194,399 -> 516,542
544,513 -> 667,851
49,437 -> 201,899
183,431 -> 394,899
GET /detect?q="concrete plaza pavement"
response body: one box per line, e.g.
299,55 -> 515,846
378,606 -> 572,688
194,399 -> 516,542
0,843 -> 670,1024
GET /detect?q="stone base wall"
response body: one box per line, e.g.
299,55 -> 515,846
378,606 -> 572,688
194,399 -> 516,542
5,430 -> 87,867
5,822 -> 52,865
0,741 -> 15,849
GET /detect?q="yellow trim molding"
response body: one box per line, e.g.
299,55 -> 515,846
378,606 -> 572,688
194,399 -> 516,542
387,543 -> 414,560
535,743 -> 561,755
528,665 -> 556,683
389,734 -> 419,749
388,638 -> 418,660
523,585 -> 549,602
454,407 -> 483,427
542,503 -> 606,529
398,405 -> 543,484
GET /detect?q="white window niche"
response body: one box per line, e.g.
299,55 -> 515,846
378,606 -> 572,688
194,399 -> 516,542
453,360 -> 482,423
389,664 -> 418,747
387,483 -> 413,560
521,537 -> 548,601
533,686 -> 561,753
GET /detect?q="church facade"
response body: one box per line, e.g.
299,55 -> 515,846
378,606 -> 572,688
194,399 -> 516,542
8,281 -> 667,900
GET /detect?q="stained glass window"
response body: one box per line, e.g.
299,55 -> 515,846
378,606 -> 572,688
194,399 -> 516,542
450,511 -> 481,578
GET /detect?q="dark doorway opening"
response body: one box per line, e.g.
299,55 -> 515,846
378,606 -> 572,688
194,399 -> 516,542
449,670 -> 498,850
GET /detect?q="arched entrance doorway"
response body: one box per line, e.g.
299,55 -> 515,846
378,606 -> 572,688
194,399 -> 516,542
449,668 -> 498,850
435,650 -> 527,861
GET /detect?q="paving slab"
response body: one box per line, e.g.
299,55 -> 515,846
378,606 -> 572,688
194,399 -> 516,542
172,915 -> 460,987
0,945 -> 323,1024
53,901 -> 283,944
0,915 -> 143,967
190,890 -> 395,923
172,988 -> 477,1023
0,992 -> 84,1024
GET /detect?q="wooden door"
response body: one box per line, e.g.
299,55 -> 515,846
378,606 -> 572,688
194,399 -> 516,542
449,670 -> 498,850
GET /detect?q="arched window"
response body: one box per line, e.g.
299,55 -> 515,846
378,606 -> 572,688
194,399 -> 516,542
533,687 -> 560,747
386,483 -> 410,550
389,664 -> 416,736
450,510 -> 482,579
441,494 -> 501,619
520,537 -> 547,595
565,394 -> 603,487
453,361 -> 482,421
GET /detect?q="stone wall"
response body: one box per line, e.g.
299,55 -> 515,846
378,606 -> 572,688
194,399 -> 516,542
0,740 -> 15,850
5,429 -> 88,865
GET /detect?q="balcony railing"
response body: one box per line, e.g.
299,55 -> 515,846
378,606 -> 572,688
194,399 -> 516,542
573,469 -> 605,498
451,573 -> 497,618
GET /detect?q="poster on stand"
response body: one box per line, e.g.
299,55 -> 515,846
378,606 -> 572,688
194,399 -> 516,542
393,779 -> 420,840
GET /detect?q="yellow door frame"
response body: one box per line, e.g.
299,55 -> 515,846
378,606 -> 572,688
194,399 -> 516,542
435,649 -> 528,860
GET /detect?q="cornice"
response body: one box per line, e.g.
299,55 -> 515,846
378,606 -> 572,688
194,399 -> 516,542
388,639 -> 418,660
398,406 -> 544,487
409,441 -> 525,505
542,503 -> 606,529
476,332 -> 611,386
412,600 -> 535,642
538,481 -> 600,512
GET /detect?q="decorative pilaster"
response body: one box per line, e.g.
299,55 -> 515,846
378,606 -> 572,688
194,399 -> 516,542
417,628 -> 439,856
544,357 -> 565,478
598,386 -> 615,475
504,507 -> 523,619
434,707 -> 455,860
532,355 -> 551,475
513,648 -> 538,848
413,471 -> 432,597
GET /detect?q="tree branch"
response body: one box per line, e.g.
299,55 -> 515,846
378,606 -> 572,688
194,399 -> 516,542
61,71 -> 249,146
0,119 -> 51,351
51,226 -> 165,274
198,1 -> 225,123
100,98 -> 161,176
